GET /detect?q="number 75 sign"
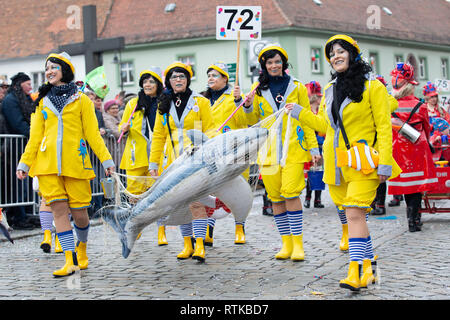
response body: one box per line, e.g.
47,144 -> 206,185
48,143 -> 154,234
216,6 -> 262,40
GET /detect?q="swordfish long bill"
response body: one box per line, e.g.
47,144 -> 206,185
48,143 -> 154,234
102,127 -> 269,258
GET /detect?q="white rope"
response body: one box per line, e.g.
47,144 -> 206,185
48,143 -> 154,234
251,107 -> 286,166
280,109 -> 292,167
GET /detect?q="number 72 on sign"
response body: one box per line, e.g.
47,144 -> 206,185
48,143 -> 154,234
216,6 -> 262,40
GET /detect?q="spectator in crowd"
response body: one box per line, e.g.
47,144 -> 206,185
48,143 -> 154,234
0,79 -> 10,133
0,79 -> 10,226
103,99 -> 122,139
115,90 -> 126,110
84,90 -> 107,214
0,72 -> 36,229
0,78 -> 9,102
123,92 -> 137,109
86,90 -> 106,136
1,73 -> 34,137
304,80 -> 325,209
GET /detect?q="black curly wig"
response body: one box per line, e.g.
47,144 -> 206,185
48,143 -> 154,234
33,57 -> 75,107
135,73 -> 163,116
326,39 -> 372,103
256,49 -> 290,96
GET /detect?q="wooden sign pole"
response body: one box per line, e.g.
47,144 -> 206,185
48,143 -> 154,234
236,30 -> 240,87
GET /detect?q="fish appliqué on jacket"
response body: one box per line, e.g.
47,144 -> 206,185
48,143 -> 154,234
296,126 -> 307,151
78,139 -> 88,168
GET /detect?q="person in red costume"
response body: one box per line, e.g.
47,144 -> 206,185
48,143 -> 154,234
424,81 -> 450,123
388,62 -> 438,232
303,81 -> 325,209
424,81 -> 450,161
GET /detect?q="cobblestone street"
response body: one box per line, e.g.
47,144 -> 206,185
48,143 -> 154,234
1,189 -> 449,303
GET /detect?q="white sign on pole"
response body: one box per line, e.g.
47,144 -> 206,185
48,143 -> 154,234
435,79 -> 450,92
434,79 -> 450,111
440,94 -> 450,112
216,6 -> 262,40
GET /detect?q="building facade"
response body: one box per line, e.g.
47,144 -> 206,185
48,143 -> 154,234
1,0 -> 449,105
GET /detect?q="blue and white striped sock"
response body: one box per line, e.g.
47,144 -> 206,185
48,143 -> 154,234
57,230 -> 75,252
207,218 -> 216,228
193,219 -> 207,240
348,237 -> 368,262
287,210 -> 303,236
39,211 -> 53,231
235,220 -> 245,227
274,212 -> 290,236
179,223 -> 193,238
337,207 -> 347,225
364,236 -> 375,261
74,223 -> 90,243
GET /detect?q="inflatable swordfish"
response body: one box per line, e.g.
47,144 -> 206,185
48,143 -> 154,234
102,127 -> 269,258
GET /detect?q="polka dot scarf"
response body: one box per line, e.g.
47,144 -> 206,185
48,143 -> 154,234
47,82 -> 78,113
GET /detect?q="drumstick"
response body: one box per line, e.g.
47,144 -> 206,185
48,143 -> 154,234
216,83 -> 260,132
117,104 -> 138,143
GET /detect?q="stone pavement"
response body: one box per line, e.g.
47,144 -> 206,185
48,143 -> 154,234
0,188 -> 449,301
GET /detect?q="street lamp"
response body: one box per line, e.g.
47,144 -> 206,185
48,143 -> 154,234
112,50 -> 123,91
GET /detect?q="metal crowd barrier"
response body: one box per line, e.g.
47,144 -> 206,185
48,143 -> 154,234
1,133 -> 260,214
0,134 -> 127,214
89,134 -> 127,197
0,134 -> 37,212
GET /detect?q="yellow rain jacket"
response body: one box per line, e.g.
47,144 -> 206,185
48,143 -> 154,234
210,87 -> 251,180
211,87 -> 248,132
290,75 -> 401,185
18,92 -> 114,179
244,77 -> 319,165
119,97 -> 155,170
148,92 -> 215,170
388,93 -> 399,112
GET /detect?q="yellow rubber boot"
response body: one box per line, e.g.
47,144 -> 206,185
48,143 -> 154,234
54,235 -> 63,253
360,259 -> 375,288
177,237 -> 195,259
290,234 -> 305,261
157,226 -> 168,246
205,225 -> 213,247
192,238 -> 206,262
234,224 -> 246,244
275,235 -> 293,260
53,251 -> 80,277
372,255 -> 379,284
40,230 -> 52,253
339,261 -> 361,291
339,224 -> 349,251
76,241 -> 88,270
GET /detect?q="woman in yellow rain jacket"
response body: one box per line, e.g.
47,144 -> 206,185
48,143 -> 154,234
286,35 -> 401,292
17,52 -> 114,277
148,62 -> 215,262
243,44 -> 320,262
201,62 -> 249,246
118,67 -> 168,245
